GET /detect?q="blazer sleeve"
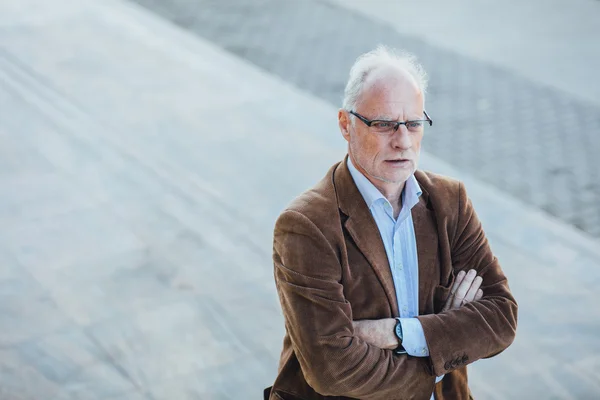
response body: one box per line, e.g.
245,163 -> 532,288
273,209 -> 435,399
417,182 -> 518,377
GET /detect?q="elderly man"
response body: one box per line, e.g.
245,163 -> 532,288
265,46 -> 517,400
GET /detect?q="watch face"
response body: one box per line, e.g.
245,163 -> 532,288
395,322 -> 403,340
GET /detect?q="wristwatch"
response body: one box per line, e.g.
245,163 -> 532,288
394,318 -> 407,355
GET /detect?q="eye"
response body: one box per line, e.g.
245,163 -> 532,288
407,121 -> 424,129
372,121 -> 393,129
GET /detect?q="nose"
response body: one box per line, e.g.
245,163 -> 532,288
390,124 -> 412,150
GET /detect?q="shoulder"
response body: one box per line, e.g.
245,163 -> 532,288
415,170 -> 464,203
273,162 -> 343,272
278,162 -> 340,228
415,170 -> 482,249
414,169 -> 470,224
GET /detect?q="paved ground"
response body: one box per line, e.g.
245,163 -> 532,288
129,0 -> 600,238
332,0 -> 600,106
0,0 -> 599,399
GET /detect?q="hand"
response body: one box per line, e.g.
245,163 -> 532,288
441,269 -> 483,312
352,318 -> 398,350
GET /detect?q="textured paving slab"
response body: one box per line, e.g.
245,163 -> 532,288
330,0 -> 600,107
129,0 -> 600,238
0,0 -> 599,399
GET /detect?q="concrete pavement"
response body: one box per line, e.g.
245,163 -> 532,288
329,0 -> 600,107
0,0 -> 599,399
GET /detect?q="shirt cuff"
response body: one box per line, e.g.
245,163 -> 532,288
399,317 -> 430,357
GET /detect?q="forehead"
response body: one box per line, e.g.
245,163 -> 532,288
357,67 -> 424,117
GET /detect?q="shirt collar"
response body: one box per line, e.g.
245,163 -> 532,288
347,156 -> 422,213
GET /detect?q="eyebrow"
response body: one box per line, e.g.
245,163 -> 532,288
370,115 -> 394,120
371,114 -> 423,121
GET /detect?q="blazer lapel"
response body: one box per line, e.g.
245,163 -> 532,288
333,157 -> 399,317
411,178 -> 440,314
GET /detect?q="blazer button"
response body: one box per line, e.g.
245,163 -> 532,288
451,359 -> 458,368
462,355 -> 469,364
444,361 -> 451,370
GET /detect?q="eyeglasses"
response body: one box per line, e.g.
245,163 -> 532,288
349,110 -> 433,135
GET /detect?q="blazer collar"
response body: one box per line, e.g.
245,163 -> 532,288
333,155 -> 398,316
333,155 -> 436,317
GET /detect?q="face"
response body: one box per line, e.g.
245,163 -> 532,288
339,67 -> 425,192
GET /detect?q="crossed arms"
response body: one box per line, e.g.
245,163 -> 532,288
352,269 -> 485,352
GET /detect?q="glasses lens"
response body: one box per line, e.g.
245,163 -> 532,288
370,121 -> 396,134
406,121 -> 426,133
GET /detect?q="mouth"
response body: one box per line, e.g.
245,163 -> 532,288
385,159 -> 411,167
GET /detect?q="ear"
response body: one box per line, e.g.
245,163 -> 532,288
338,109 -> 351,142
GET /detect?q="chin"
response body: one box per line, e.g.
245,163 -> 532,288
391,175 -> 411,184
381,166 -> 412,180
376,173 -> 409,185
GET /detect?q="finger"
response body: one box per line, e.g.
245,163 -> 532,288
441,294 -> 453,312
442,270 -> 466,312
450,270 -> 467,295
463,276 -> 483,304
451,269 -> 477,309
352,320 -> 368,332
475,289 -> 483,301
452,269 -> 476,307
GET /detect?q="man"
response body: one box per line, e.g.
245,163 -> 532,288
265,46 -> 517,400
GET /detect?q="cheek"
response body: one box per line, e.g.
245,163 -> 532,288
352,131 -> 377,154
365,139 -> 387,161
412,135 -> 424,151
352,130 -> 391,163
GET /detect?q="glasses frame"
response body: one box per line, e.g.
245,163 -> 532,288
349,110 -> 433,133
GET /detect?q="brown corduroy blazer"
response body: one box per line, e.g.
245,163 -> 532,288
267,158 -> 518,400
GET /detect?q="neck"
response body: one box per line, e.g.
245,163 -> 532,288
378,183 -> 404,219
350,155 -> 405,210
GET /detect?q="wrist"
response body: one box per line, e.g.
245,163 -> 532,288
387,318 -> 399,348
393,318 -> 407,355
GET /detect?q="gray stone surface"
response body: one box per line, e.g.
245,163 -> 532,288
129,0 -> 600,238
0,0 -> 598,399
331,0 -> 600,108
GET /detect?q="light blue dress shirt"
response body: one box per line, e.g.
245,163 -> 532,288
347,158 -> 443,394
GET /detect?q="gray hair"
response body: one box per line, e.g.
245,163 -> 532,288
342,45 -> 428,112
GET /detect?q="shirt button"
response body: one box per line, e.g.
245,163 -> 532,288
402,306 -> 408,312
421,348 -> 427,355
